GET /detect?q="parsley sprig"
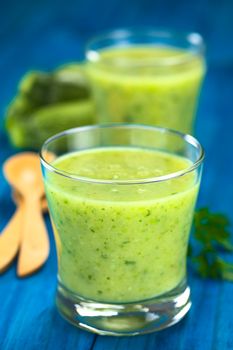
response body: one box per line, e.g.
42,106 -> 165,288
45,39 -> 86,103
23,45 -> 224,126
189,208 -> 233,281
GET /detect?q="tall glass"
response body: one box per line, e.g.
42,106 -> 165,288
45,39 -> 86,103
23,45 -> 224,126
40,124 -> 204,335
86,29 -> 206,134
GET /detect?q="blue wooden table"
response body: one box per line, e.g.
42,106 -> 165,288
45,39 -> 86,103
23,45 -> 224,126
1,0 -> 233,349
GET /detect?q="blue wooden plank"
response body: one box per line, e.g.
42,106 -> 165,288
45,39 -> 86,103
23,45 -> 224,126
213,283 -> 233,350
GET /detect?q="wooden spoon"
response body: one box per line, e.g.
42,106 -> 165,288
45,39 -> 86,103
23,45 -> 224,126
0,199 -> 23,273
13,191 -> 48,213
0,192 -> 48,274
3,152 -> 50,277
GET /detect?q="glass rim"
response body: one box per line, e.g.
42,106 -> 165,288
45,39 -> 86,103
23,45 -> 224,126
40,124 -> 204,185
85,27 -> 205,67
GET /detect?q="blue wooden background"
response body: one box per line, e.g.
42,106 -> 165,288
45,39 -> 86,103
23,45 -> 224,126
1,0 -> 233,349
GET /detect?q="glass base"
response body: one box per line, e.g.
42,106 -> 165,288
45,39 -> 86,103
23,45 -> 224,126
56,281 -> 191,336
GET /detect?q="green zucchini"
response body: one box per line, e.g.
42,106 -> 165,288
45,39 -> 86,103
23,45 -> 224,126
5,63 -> 95,149
7,100 -> 95,149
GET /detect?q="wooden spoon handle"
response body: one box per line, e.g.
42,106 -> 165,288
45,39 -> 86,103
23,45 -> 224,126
17,197 -> 50,277
12,191 -> 48,213
0,205 -> 23,273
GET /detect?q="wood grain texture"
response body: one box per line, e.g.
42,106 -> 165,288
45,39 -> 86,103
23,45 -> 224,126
0,0 -> 233,349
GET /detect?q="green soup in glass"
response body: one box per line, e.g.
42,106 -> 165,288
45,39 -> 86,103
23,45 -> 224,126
86,29 -> 206,134
41,124 -> 204,335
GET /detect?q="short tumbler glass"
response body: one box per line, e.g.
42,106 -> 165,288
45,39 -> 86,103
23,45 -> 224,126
40,124 -> 204,336
86,29 -> 206,134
